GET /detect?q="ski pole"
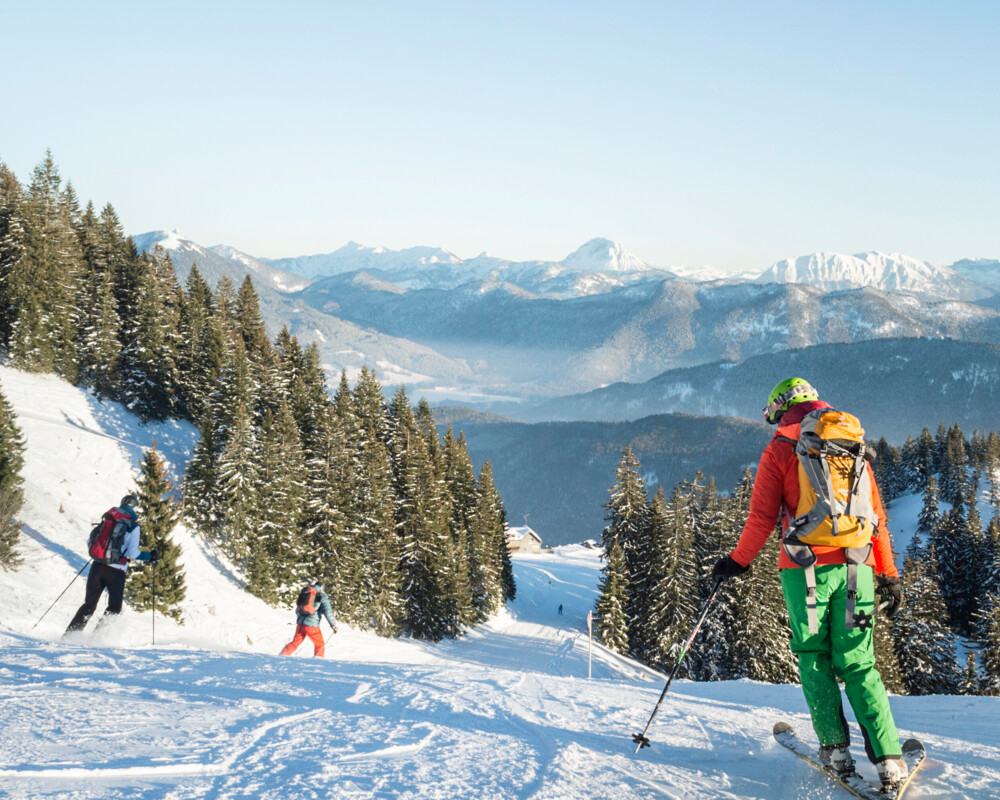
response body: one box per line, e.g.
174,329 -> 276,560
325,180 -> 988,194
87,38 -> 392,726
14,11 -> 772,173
32,561 -> 89,630
632,577 -> 725,753
152,560 -> 157,645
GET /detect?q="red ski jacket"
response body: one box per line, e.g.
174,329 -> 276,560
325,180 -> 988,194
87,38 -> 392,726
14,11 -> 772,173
730,400 -> 899,578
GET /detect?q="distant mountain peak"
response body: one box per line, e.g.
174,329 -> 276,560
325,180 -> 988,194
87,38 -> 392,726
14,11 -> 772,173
755,250 -> 993,301
562,238 -> 655,274
132,229 -> 189,252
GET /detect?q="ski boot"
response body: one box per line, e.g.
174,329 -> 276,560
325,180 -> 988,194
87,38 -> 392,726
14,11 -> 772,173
818,743 -> 856,778
877,756 -> 909,794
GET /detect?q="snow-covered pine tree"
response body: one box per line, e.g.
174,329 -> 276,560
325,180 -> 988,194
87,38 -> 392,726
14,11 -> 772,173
891,541 -> 962,695
726,519 -> 798,684
961,652 -> 981,696
873,437 -> 903,501
642,485 -> 698,672
394,419 -> 452,641
356,423 -> 404,636
11,152 -> 82,378
249,402 -> 307,604
932,496 -> 979,635
0,382 -> 25,570
125,443 -> 186,621
216,397 -> 260,565
233,275 -> 270,364
595,538 -> 629,654
975,595 -> 1000,695
0,162 -> 27,348
75,203 -> 121,399
694,467 -> 752,681
872,610 -> 905,694
918,475 -> 941,533
118,247 -> 179,421
302,408 -> 352,612
175,265 -> 223,421
939,424 -> 969,505
602,445 -> 653,660
477,459 -> 514,604
444,427 -> 483,625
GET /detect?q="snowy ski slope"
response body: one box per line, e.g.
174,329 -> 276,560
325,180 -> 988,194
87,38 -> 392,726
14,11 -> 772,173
0,365 -> 996,799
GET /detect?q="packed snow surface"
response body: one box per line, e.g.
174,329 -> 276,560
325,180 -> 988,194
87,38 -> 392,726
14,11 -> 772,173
0,366 -> 996,799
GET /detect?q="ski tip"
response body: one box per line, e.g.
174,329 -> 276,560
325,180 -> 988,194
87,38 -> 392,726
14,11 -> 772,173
901,738 -> 924,754
773,721 -> 794,735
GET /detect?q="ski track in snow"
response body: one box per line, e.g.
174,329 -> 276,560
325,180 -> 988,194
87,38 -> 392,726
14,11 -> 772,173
0,365 -> 997,799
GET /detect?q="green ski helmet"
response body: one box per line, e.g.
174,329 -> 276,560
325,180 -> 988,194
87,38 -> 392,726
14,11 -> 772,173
762,377 -> 819,425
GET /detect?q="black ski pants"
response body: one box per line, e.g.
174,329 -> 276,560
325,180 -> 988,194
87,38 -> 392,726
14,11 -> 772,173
65,561 -> 126,633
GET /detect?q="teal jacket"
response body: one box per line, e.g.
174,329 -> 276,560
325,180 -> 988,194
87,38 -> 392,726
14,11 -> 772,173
297,585 -> 336,629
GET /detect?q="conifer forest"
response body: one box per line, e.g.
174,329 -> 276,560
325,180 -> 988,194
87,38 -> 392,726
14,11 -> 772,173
0,152 -> 513,640
594,429 -> 1000,696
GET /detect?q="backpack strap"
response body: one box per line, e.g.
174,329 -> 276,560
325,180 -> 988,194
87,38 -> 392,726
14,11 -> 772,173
844,544 -> 873,631
803,565 -> 819,636
782,538 -> 820,634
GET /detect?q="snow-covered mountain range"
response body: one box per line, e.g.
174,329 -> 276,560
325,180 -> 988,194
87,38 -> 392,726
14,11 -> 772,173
132,229 -> 1000,408
756,250 -> 993,301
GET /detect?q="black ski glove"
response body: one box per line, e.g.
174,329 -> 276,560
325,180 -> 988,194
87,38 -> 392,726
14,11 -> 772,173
712,554 -> 750,579
150,548 -> 159,563
877,574 -> 903,619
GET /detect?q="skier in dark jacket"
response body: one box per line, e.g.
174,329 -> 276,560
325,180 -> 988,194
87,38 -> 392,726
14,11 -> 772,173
712,378 -> 907,793
65,495 -> 157,634
280,583 -> 337,658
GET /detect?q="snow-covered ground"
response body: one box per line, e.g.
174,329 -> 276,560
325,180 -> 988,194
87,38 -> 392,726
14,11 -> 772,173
0,366 -> 996,799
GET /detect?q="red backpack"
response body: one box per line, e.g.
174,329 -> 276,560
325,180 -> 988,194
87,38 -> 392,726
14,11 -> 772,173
87,508 -> 134,564
296,586 -> 318,616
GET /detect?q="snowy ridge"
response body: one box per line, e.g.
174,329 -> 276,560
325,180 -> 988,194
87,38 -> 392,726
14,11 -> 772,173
131,230 -> 311,293
756,250 -> 994,301
0,364 -> 997,798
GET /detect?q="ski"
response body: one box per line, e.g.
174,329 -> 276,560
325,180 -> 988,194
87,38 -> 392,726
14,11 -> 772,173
773,721 -> 926,799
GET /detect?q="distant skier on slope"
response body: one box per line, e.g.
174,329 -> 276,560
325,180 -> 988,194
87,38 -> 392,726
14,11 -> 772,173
711,378 -> 908,794
280,582 -> 337,658
65,494 -> 157,634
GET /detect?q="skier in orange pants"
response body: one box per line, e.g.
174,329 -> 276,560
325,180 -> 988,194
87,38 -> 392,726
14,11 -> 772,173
280,582 -> 337,657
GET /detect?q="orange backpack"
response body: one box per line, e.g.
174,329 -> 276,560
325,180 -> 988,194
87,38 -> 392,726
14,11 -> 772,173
296,585 -> 318,617
780,409 -> 880,633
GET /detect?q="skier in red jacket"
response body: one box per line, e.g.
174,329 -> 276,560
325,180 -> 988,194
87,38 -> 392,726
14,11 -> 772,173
712,378 -> 908,793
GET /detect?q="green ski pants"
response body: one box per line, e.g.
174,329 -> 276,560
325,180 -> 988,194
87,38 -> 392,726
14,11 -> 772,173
780,564 -> 901,762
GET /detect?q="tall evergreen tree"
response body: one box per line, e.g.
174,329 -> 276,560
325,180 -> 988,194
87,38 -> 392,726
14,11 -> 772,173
891,541 -> 962,695
395,422 -> 452,641
0,163 -> 27,348
595,538 -> 629,654
642,486 -> 698,671
126,444 -> 185,621
477,460 -> 514,604
11,151 -> 81,378
918,475 -> 941,534
118,249 -> 179,421
0,383 -> 25,570
602,445 -> 653,659
975,595 -> 1000,695
694,467 -> 753,680
248,403 -> 308,604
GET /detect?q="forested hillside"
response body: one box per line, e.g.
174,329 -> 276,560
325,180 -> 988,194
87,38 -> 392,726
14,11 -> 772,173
593,426 -> 1000,696
0,152 -> 513,640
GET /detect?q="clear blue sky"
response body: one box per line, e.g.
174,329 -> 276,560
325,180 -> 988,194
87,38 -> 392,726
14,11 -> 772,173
2,1 -> 998,271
